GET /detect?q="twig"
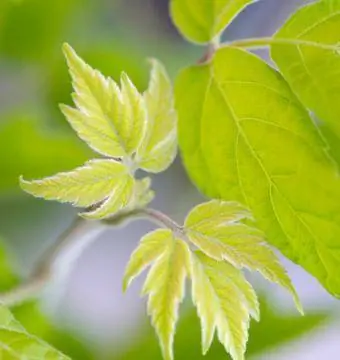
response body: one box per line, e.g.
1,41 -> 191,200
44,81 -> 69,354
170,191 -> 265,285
0,207 -> 183,306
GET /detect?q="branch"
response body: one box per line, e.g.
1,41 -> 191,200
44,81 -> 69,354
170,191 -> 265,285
0,207 -> 183,307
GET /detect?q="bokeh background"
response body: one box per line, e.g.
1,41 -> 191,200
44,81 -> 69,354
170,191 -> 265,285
0,0 -> 339,359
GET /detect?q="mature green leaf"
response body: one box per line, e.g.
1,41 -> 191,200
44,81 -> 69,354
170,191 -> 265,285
190,251 -> 258,360
63,43 -> 147,157
20,159 -> 135,219
176,46 -> 340,297
0,304 -> 70,359
185,201 -> 301,313
136,60 -> 177,173
271,0 -> 340,137
124,229 -> 191,360
170,0 -> 257,44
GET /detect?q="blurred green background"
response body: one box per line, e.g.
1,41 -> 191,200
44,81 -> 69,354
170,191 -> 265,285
0,0 -> 340,359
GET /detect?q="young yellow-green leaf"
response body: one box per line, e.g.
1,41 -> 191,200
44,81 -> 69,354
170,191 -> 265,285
20,159 -> 134,219
185,200 -> 302,312
185,199 -> 253,231
136,59 -> 177,173
271,0 -> 340,137
176,46 -> 340,296
0,304 -> 70,359
142,239 -> 190,360
170,0 -> 257,44
136,231 -> 190,360
82,174 -> 135,219
132,177 -> 155,209
120,72 -> 148,153
60,104 -> 124,159
190,252 -> 255,360
123,229 -> 172,291
63,43 -> 147,157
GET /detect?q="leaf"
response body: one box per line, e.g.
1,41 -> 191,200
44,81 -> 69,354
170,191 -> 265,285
63,43 -> 147,157
190,251 -> 258,359
170,0 -> 258,44
185,201 -> 301,313
0,303 -> 70,359
143,237 -> 190,360
136,59 -> 177,173
131,177 -> 155,209
271,0 -> 340,137
120,72 -> 148,153
0,238 -> 92,359
82,174 -> 135,219
123,229 -> 172,291
20,159 -> 135,219
124,229 -> 191,360
176,46 -> 340,297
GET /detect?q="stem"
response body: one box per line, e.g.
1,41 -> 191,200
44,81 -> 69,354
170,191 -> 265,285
141,208 -> 183,234
198,36 -> 220,64
0,207 -> 183,306
226,36 -> 338,52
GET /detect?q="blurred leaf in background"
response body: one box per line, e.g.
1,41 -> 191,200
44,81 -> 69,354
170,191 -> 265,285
0,0 -> 82,62
0,115 -> 91,193
0,236 -> 94,359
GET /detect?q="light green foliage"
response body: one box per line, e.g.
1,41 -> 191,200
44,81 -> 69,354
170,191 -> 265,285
123,229 -> 172,291
0,304 -> 70,359
185,201 -> 301,312
21,159 -> 135,220
124,229 -> 191,360
271,0 -> 340,137
170,0 -> 257,44
62,43 -> 146,157
190,252 -> 257,359
136,60 -> 177,173
176,46 -> 340,297
124,200 -> 299,360
20,44 -> 176,219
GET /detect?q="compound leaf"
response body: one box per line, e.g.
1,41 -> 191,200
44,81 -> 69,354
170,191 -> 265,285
176,46 -> 340,297
136,59 -> 177,173
0,304 -> 70,359
185,200 -> 301,312
271,0 -> 340,137
170,0 -> 258,44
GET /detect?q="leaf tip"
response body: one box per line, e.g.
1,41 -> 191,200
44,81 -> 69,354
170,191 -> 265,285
19,175 -> 31,192
62,42 -> 73,57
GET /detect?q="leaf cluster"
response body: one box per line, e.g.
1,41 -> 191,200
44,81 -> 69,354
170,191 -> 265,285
16,1 -> 340,359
